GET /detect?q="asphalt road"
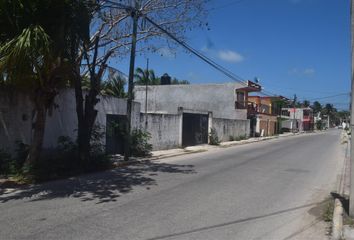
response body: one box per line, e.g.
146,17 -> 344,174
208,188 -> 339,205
0,130 -> 346,240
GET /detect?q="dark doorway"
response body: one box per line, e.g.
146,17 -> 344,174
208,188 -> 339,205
106,114 -> 127,155
249,117 -> 257,137
182,113 -> 209,147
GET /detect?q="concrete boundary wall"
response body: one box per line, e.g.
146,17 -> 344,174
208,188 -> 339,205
141,113 -> 182,150
212,118 -> 250,142
0,89 -> 140,152
0,91 -> 33,152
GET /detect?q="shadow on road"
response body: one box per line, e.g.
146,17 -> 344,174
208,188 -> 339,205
146,200 -> 329,240
0,160 -> 196,204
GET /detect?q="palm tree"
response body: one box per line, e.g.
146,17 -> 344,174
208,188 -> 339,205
321,103 -> 337,127
0,0 -> 88,170
311,101 -> 322,114
134,67 -> 160,85
322,103 -> 335,116
302,100 -> 310,107
102,76 -> 127,98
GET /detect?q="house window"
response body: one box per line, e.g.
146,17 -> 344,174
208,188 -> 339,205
235,91 -> 246,109
281,110 -> 290,117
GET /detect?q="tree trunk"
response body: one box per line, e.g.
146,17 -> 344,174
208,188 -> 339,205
74,73 -> 99,164
74,72 -> 88,163
23,100 -> 47,172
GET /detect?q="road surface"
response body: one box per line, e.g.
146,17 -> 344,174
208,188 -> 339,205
0,130 -> 346,240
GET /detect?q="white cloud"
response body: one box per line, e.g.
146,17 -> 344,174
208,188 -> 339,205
218,50 -> 244,63
303,68 -> 315,75
289,68 -> 299,74
289,67 -> 315,76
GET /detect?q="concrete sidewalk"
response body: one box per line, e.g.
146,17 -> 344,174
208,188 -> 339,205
335,130 -> 353,240
132,132 -> 302,161
109,132 -> 321,164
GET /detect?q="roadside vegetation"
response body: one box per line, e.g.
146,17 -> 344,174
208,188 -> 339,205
0,0 -> 207,182
229,135 -> 248,141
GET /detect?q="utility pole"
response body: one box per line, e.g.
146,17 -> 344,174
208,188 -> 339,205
124,0 -> 139,161
145,58 -> 149,130
350,0 -> 354,216
293,94 -> 297,133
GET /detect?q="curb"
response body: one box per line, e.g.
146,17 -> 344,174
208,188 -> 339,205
331,130 -> 350,240
332,198 -> 344,240
113,132 -> 308,165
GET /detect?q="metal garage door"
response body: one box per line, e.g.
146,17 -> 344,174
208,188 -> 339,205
182,113 -> 209,147
106,114 -> 127,155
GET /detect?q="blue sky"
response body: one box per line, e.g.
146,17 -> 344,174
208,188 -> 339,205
114,0 -> 351,110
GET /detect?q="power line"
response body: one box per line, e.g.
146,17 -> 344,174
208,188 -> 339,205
264,84 -> 349,95
144,16 -> 246,84
143,15 -> 284,98
305,93 -> 350,101
104,1 -> 282,98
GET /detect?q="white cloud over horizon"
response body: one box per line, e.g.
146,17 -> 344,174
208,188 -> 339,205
201,45 -> 244,64
289,67 -> 316,76
217,50 -> 244,63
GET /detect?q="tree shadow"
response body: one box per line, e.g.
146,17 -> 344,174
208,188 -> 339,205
0,160 -> 196,204
145,200 -> 328,240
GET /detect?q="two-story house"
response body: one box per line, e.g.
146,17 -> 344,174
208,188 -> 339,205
281,107 -> 314,132
247,96 -> 285,137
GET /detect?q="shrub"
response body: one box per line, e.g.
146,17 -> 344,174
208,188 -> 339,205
130,129 -> 152,157
316,120 -> 323,130
0,141 -> 30,176
239,134 -> 247,141
32,133 -> 112,182
90,124 -> 105,156
0,148 -> 12,175
12,141 -> 29,174
209,128 -> 220,145
229,134 -> 248,142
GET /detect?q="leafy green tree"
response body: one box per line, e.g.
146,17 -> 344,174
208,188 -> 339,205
311,101 -> 322,114
171,78 -> 190,85
322,103 -> 336,116
73,0 -> 208,162
0,0 -> 88,170
321,103 -> 337,127
302,100 -> 310,107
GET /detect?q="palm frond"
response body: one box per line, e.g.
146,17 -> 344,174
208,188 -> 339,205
0,25 -> 51,87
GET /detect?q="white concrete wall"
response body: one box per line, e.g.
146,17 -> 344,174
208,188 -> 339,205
0,91 -> 33,152
140,113 -> 182,150
135,83 -> 247,120
0,89 -> 141,152
212,118 -> 250,142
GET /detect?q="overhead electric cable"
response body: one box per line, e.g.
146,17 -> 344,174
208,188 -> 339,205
305,93 -> 350,101
104,1 -> 282,98
143,15 -> 284,98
